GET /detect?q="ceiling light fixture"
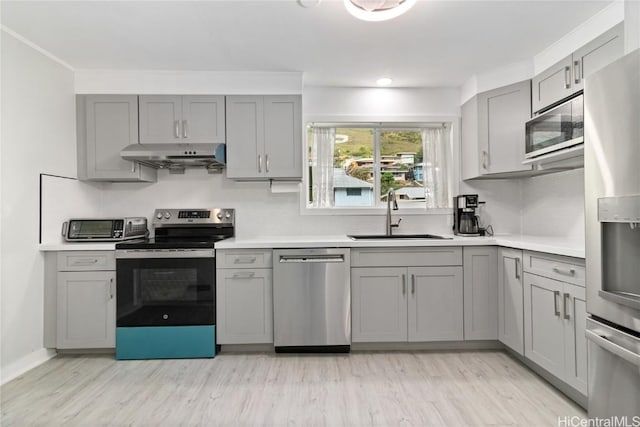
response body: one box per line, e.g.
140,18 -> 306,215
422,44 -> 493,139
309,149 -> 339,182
344,0 -> 417,22
376,77 -> 393,86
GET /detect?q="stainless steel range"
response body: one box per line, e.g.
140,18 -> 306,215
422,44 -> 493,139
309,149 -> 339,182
114,208 -> 234,360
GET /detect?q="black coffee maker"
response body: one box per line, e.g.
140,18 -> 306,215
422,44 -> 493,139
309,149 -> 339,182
453,194 -> 480,236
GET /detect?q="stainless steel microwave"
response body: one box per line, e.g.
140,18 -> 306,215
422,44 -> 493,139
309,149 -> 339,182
62,217 -> 147,242
525,94 -> 584,159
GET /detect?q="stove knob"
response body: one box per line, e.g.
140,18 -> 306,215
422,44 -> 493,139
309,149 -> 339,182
156,212 -> 163,219
216,212 -> 223,220
164,212 -> 171,219
225,212 -> 231,219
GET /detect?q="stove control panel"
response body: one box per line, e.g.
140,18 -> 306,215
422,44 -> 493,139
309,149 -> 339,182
152,208 -> 235,227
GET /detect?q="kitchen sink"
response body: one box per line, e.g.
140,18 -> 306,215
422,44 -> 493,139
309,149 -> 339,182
347,234 -> 452,240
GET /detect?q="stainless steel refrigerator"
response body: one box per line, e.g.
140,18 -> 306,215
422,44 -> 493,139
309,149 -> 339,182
584,49 -> 640,418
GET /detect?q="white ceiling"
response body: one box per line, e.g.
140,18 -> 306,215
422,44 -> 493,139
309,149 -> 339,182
1,0 -> 613,88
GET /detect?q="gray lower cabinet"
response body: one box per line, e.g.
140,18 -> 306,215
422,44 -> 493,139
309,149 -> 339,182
461,80 -> 532,179
350,247 -> 464,343
497,248 -> 524,355
77,95 -> 157,182
463,247 -> 498,340
226,95 -> 302,180
216,249 -> 273,344
55,251 -> 116,349
138,95 -> 226,144
532,23 -> 623,113
523,251 -> 587,396
351,266 -> 463,343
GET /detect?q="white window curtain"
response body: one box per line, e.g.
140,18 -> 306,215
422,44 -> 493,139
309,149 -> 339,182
310,127 -> 336,208
421,126 -> 452,209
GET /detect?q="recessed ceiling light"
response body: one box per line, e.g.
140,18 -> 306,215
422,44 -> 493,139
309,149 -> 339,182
344,0 -> 417,22
376,77 -> 393,86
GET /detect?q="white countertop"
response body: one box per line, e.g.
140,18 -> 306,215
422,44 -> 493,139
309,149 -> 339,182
39,242 -> 117,251
39,234 -> 584,258
214,234 -> 585,258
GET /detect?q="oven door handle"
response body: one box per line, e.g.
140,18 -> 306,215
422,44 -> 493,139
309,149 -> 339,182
115,249 -> 215,259
586,330 -> 640,367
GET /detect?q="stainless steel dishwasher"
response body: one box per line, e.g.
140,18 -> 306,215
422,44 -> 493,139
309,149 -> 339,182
273,248 -> 350,352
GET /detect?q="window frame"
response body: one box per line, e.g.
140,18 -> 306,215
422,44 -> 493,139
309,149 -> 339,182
300,118 -> 460,216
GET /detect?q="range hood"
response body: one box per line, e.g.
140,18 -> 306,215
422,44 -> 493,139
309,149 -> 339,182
120,143 -> 226,174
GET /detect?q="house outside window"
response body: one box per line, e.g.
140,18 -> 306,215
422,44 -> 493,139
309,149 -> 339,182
306,124 -> 453,211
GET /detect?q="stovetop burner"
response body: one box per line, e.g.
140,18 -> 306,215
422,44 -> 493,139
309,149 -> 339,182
115,208 -> 234,250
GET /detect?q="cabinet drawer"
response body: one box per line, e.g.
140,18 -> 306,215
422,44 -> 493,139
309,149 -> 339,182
351,247 -> 462,267
216,249 -> 273,269
57,251 -> 115,271
523,251 -> 585,286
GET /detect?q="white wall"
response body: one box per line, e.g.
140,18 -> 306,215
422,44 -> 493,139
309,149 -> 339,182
1,32 -> 77,383
521,169 -> 585,245
625,0 -> 640,53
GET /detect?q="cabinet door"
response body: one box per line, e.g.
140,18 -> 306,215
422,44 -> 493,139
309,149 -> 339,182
80,95 -> 156,182
563,283 -> 588,395
460,96 -> 480,180
523,273 -> 565,378
263,96 -> 302,179
572,23 -> 624,92
532,55 -> 573,114
463,247 -> 498,340
408,266 -> 463,342
478,80 -> 532,175
216,268 -> 273,344
498,248 -> 524,355
57,271 -> 115,349
225,96 -> 265,179
351,267 -> 407,342
182,95 -> 226,143
139,95 -> 183,143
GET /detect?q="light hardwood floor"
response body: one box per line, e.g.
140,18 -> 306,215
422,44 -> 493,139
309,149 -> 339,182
1,351 -> 585,426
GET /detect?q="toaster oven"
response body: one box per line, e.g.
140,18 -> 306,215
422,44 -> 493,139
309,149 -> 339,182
62,217 -> 147,242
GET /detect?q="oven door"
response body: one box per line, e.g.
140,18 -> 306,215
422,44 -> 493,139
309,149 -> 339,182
115,249 -> 215,327
525,94 -> 583,158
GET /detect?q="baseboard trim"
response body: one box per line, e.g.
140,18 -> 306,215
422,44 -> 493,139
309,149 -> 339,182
1,348 -> 57,385
351,340 -> 504,352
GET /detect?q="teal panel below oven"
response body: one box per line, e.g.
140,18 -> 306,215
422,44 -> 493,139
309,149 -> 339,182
116,325 -> 215,360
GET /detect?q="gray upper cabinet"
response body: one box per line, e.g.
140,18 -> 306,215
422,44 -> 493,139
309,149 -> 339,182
139,95 -> 225,144
461,80 -> 532,180
226,95 -> 302,180
77,95 -> 157,182
532,23 -> 623,114
463,247 -> 498,340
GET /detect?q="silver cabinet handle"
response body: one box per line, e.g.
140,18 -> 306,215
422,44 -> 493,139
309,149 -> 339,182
174,120 -> 180,138
265,154 -> 270,173
231,271 -> 256,279
72,258 -> 99,266
402,274 -> 406,296
515,258 -> 521,280
182,120 -> 188,138
564,66 -> 571,89
481,151 -> 488,170
573,60 -> 581,84
553,290 -> 561,316
258,155 -> 262,173
411,274 -> 415,296
131,161 -> 136,173
563,292 -> 571,320
553,267 -> 576,276
109,278 -> 114,300
234,256 -> 257,264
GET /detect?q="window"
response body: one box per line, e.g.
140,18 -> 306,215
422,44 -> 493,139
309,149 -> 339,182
307,123 -> 453,210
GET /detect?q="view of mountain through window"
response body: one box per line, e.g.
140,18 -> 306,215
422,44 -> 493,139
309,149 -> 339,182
307,124 -> 452,209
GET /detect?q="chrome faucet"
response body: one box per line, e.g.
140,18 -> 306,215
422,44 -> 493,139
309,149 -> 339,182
386,189 -> 402,236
